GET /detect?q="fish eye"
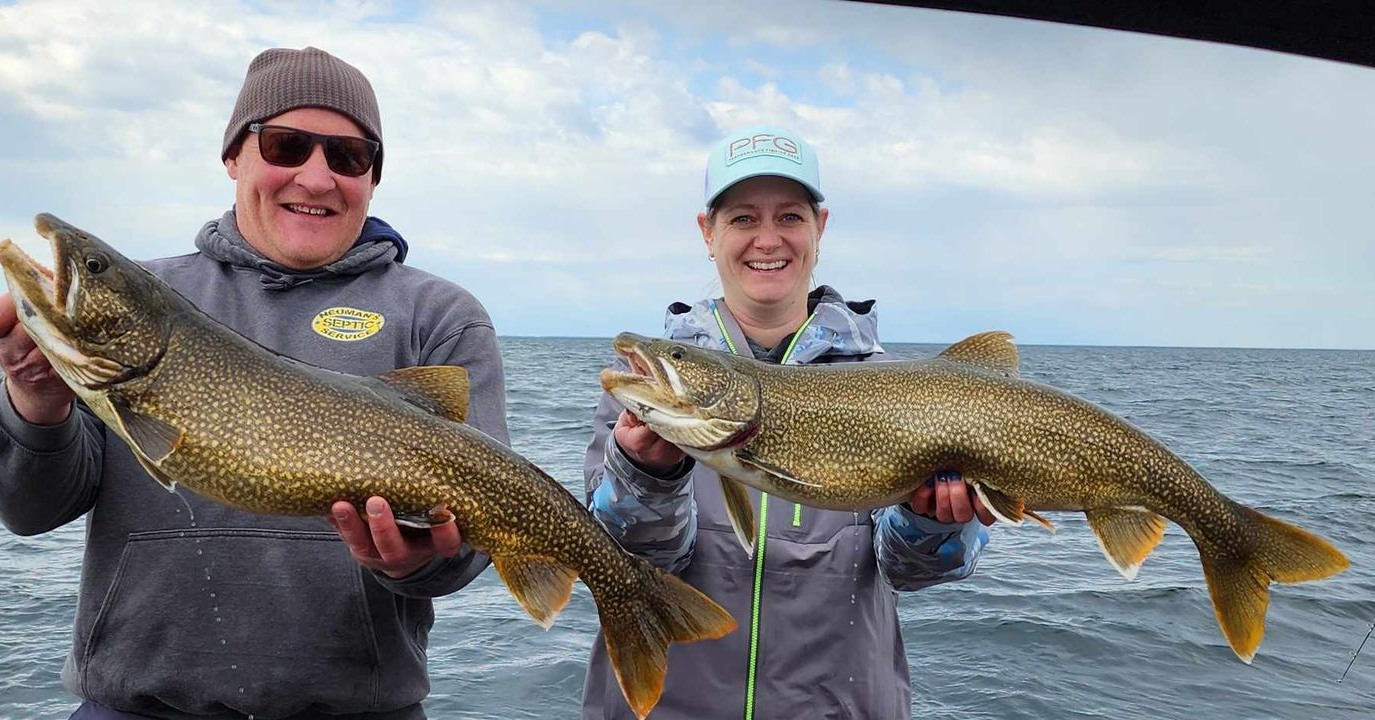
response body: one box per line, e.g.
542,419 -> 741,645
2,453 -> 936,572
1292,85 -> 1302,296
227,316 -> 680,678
84,254 -> 109,274
670,348 -> 684,360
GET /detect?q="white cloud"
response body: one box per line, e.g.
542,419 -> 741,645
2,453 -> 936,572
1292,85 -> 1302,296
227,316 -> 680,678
0,0 -> 1370,348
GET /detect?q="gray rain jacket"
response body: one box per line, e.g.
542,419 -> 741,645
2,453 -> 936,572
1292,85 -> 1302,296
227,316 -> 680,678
581,287 -> 989,719
0,211 -> 508,720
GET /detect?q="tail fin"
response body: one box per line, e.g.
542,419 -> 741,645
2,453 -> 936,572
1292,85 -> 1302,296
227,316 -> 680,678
592,559 -> 737,719
1199,505 -> 1349,663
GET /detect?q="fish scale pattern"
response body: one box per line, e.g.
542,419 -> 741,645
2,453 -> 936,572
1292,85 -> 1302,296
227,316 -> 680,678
1,215 -> 737,719
605,331 -> 1349,662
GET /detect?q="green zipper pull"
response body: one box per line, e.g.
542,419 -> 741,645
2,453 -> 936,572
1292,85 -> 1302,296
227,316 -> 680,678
710,299 -> 817,720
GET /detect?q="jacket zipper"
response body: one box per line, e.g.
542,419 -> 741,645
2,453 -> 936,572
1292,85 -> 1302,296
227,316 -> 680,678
711,300 -> 814,720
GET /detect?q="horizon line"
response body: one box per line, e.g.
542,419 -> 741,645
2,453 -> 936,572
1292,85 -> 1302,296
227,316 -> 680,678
499,335 -> 1374,352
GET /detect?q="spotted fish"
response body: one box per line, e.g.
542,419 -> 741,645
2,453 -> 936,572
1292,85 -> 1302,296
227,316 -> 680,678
600,330 -> 1349,663
0,215 -> 736,719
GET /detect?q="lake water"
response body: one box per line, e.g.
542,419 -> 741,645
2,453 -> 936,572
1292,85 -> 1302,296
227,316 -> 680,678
2,338 -> 1372,719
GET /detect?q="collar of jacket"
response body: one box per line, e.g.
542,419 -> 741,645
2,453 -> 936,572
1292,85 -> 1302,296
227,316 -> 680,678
194,209 -> 409,291
664,284 -> 884,364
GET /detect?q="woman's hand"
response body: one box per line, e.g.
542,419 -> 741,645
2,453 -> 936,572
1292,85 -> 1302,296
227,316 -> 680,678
910,470 -> 996,525
613,409 -> 685,474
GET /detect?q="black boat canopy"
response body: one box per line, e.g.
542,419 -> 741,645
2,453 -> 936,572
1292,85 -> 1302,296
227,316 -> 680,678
849,1 -> 1375,69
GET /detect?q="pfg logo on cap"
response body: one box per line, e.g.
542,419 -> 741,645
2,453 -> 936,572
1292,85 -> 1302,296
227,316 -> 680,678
725,132 -> 803,166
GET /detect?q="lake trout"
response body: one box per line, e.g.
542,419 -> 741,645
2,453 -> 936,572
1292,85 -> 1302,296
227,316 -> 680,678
0,215 -> 735,720
600,330 -> 1349,663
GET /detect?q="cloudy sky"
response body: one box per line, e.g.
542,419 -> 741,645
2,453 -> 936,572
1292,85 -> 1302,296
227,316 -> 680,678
1,0 -> 1371,349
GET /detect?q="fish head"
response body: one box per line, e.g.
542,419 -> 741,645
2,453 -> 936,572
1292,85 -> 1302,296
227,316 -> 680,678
0,214 -> 174,392
601,332 -> 761,451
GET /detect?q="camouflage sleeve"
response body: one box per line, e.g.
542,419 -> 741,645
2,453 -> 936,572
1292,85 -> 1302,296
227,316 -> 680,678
0,391 -> 104,536
871,504 -> 990,592
584,385 -> 697,573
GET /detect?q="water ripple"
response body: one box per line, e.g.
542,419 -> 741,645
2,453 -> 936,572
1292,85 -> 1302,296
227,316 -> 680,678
3,340 -> 1373,718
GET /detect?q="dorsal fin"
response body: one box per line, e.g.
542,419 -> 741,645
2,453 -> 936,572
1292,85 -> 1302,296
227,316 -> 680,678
937,331 -> 1019,376
375,365 -> 470,423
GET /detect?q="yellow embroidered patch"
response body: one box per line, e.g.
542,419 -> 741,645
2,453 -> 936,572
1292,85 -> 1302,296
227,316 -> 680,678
312,307 -> 385,342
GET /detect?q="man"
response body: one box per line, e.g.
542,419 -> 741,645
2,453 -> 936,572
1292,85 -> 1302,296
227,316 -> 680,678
0,47 -> 506,719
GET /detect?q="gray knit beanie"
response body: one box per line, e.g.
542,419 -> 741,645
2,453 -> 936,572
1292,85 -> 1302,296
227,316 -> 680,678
222,46 -> 384,183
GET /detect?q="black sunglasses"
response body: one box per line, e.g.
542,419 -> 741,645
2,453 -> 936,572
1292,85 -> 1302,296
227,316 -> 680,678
248,123 -> 380,178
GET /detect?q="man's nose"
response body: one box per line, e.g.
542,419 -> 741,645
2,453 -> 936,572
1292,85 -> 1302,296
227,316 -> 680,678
294,145 -> 338,193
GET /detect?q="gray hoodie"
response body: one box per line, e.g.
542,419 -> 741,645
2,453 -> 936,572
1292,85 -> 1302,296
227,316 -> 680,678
581,287 -> 989,719
0,211 -> 508,719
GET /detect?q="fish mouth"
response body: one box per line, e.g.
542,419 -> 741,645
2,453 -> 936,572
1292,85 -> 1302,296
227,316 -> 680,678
0,214 -> 123,389
601,333 -> 756,451
601,332 -> 704,422
0,214 -> 72,329
601,333 -> 679,401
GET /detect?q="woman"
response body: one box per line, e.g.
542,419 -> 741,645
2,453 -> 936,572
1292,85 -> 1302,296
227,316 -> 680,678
580,126 -> 995,719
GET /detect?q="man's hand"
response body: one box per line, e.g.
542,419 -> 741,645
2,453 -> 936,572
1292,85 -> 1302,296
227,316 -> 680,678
328,497 -> 462,578
613,409 -> 684,474
910,470 -> 996,526
0,293 -> 74,425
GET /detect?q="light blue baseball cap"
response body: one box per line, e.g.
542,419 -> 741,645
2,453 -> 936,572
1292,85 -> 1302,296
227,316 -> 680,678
704,125 -> 824,207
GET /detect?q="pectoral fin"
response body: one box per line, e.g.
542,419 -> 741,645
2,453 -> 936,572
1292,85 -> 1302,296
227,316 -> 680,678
394,503 -> 456,529
110,397 -> 183,465
375,366 -> 470,423
1085,508 -> 1167,580
719,477 -> 757,557
131,449 -> 180,492
972,483 -> 1055,532
734,449 -> 821,489
492,555 -> 579,629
